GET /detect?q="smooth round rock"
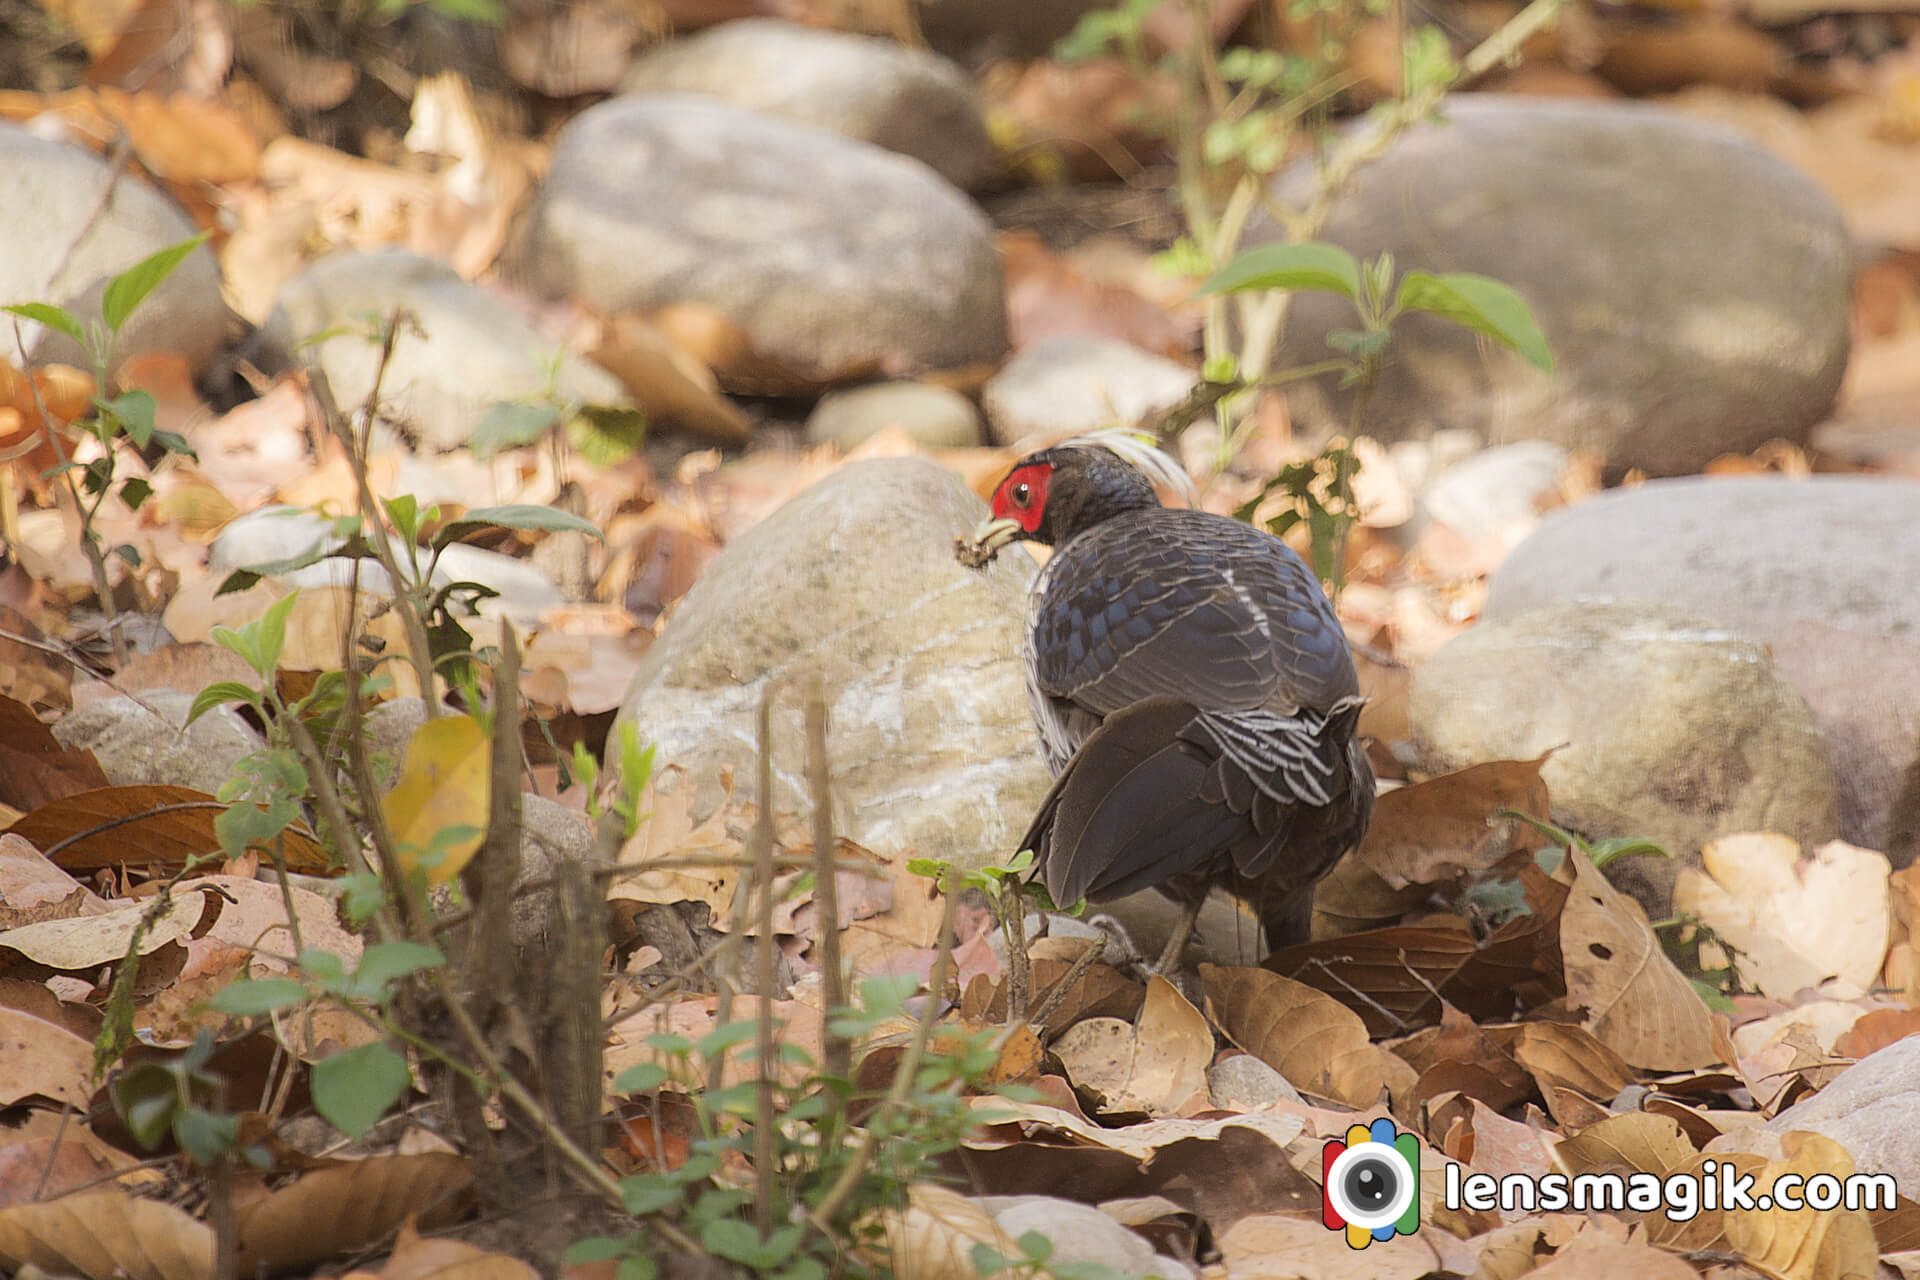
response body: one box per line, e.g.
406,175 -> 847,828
619,19 -> 996,191
262,249 -> 629,453
1488,477 -> 1920,855
982,332 -> 1196,446
0,124 -> 225,373
806,381 -> 983,450
53,690 -> 263,795
1486,477 -> 1920,644
1762,1035 -> 1920,1191
613,456 -> 1048,871
516,96 -> 1008,391
1257,96 -> 1852,476
1409,599 -> 1840,915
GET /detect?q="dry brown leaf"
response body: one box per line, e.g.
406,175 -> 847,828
1218,1212 -> 1452,1280
0,693 -> 110,813
232,1153 -> 473,1275
0,1005 -> 96,1106
0,888 -> 213,974
1051,975 -> 1209,1117
865,1183 -> 1018,1280
584,312 -> 751,446
1268,920 -> 1480,1036
8,784 -> 331,874
1353,757 -> 1552,890
605,995 -> 823,1093
1560,847 -> 1718,1070
1726,1132 -> 1879,1280
1504,1021 -> 1635,1104
0,1188 -> 213,1280
0,833 -> 107,928
1522,1239 -> 1699,1280
1201,963 -> 1385,1107
1834,1007 -> 1920,1060
1675,834 -> 1891,999
161,580 -> 419,699
960,956 -> 1144,1029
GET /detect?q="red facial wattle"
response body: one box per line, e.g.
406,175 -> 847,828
991,463 -> 1052,533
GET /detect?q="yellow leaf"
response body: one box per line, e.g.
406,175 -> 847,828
381,715 -> 490,886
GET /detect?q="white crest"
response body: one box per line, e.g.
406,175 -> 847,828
1057,429 -> 1198,509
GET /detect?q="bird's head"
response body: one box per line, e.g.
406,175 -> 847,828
958,431 -> 1195,566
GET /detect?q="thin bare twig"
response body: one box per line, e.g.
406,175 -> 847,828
806,679 -> 851,1091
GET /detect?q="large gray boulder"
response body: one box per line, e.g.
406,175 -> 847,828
619,19 -> 996,191
1409,599 -> 1840,915
1486,476 -> 1920,855
0,125 -> 225,374
614,457 -> 1049,871
262,250 -> 629,453
1762,1035 -> 1920,1191
1258,96 -> 1852,476
515,97 -> 1008,393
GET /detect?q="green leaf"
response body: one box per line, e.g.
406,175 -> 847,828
173,1105 -> 240,1164
104,390 -> 157,446
425,0 -> 505,22
622,1180 -> 685,1215
311,1042 -> 409,1138
1394,271 -> 1552,372
186,681 -> 262,726
469,401 -> 560,460
702,1220 -> 803,1269
345,941 -> 445,1001
433,504 -> 603,547
614,1062 -> 669,1094
1197,242 -> 1362,301
101,234 -> 209,335
208,977 -> 309,1016
2,302 -> 86,347
564,1238 -> 631,1265
111,1063 -> 181,1150
617,1256 -> 659,1280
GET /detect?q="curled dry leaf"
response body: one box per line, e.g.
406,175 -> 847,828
1724,1133 -> 1880,1280
0,833 -> 107,928
338,1219 -> 540,1279
864,1183 -> 1018,1280
232,1153 -> 474,1275
9,783 -> 328,874
1051,975 -> 1210,1117
1200,964 -> 1385,1108
1267,920 -> 1480,1036
1352,756 -> 1552,890
0,1189 -> 213,1280
0,888 -> 214,974
1559,848 -> 1718,1071
1675,833 -> 1891,999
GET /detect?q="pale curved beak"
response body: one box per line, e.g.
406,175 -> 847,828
955,516 -> 1023,569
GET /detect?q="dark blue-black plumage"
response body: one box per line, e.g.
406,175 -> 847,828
993,441 -> 1374,956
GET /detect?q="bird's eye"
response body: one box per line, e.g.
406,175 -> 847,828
1012,482 -> 1031,508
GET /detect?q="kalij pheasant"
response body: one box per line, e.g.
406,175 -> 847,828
959,435 -> 1375,968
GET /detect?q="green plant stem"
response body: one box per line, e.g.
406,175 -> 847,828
809,888 -> 960,1233
753,750 -> 778,1242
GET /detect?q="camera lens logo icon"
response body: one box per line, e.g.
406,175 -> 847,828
1322,1118 -> 1420,1249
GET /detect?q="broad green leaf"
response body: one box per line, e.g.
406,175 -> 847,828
101,234 -> 209,335
103,390 -> 157,446
111,1063 -> 180,1151
381,714 -> 491,886
1198,242 -> 1362,301
426,0 -> 504,22
208,977 -> 309,1016
614,1062 -> 668,1093
311,1041 -> 409,1137
433,504 -> 603,547
2,302 -> 86,347
469,401 -> 559,459
568,404 -> 647,469
564,1238 -> 630,1265
186,681 -> 262,726
347,940 -> 445,1000
1394,271 -> 1553,372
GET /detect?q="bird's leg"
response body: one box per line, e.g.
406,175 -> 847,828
1154,894 -> 1208,975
